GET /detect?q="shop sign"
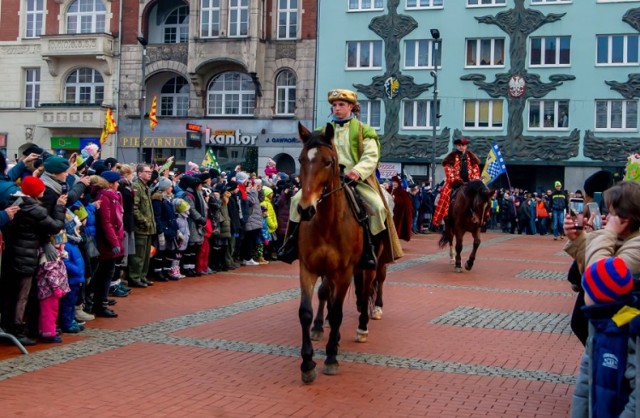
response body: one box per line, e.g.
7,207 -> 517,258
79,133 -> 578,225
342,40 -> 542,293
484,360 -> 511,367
51,136 -> 80,149
378,162 -> 401,179
266,136 -> 298,144
206,129 -> 257,146
119,137 -> 187,148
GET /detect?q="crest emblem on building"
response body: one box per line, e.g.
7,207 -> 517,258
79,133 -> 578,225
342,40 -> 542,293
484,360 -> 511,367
508,75 -> 526,98
384,76 -> 400,99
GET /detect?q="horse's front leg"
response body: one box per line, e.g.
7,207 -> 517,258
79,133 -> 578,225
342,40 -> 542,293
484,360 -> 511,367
324,275 -> 350,376
465,230 -> 481,271
455,234 -> 463,273
299,271 -> 318,384
311,280 -> 329,341
356,271 -> 375,342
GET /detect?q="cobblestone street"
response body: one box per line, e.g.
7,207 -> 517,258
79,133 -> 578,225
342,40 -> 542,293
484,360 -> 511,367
0,232 -> 582,417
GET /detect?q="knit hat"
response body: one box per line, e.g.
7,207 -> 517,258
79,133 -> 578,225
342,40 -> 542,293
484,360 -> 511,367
186,161 -> 199,173
43,156 -> 70,174
262,186 -> 273,197
76,155 -> 86,169
100,170 -> 121,183
21,144 -> 44,156
72,204 -> 89,222
554,181 -> 562,188
235,171 -> 249,184
21,175 -> 46,198
225,180 -> 238,192
174,198 -> 190,214
92,159 -> 108,175
582,257 -> 634,304
105,157 -> 118,170
155,176 -> 173,192
64,210 -> 82,243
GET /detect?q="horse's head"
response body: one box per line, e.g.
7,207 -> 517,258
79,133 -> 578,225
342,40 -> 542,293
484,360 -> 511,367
464,180 -> 492,225
296,122 -> 338,221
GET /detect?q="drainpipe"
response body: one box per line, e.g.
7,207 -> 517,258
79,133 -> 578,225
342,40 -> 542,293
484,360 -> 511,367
114,0 -> 124,160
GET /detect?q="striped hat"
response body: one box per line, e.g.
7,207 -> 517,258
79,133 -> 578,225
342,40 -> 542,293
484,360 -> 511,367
582,257 -> 634,304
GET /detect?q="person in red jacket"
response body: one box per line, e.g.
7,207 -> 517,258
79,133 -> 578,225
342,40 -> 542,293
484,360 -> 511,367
432,137 -> 481,228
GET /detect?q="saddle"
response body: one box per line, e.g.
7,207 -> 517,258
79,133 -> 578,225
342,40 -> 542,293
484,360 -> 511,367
342,175 -> 369,224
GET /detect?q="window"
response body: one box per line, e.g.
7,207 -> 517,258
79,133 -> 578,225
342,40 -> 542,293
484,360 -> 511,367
160,76 -> 189,117
25,68 -> 40,108
530,36 -> 570,66
467,0 -> 506,6
359,100 -> 382,129
207,72 -> 255,116
406,0 -> 443,9
403,100 -> 440,129
404,40 -> 441,69
595,100 -> 638,131
163,6 -> 189,43
25,0 -> 44,38
229,0 -> 249,37
464,100 -> 503,129
531,0 -> 571,3
275,70 -> 296,115
348,0 -> 384,11
66,0 -> 106,34
65,68 -> 104,105
596,35 -> 640,65
201,0 -> 220,38
347,41 -> 383,69
277,0 -> 298,40
466,38 -> 505,67
528,100 -> 569,130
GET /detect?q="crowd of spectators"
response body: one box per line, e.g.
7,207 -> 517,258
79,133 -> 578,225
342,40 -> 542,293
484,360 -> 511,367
0,146 -> 299,346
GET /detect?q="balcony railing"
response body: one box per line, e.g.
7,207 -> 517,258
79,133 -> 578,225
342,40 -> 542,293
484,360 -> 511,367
40,33 -> 115,76
38,103 -> 106,130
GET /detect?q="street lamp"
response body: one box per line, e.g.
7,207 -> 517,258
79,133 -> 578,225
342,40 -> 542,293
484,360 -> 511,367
430,29 -> 441,188
137,36 -> 148,163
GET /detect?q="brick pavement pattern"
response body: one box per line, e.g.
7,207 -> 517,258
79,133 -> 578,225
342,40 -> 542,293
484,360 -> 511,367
0,232 -> 583,417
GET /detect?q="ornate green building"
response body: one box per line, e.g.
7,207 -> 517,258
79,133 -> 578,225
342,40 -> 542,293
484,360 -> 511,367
316,0 -> 640,191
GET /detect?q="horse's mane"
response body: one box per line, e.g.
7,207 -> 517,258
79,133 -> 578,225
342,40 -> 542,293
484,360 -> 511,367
303,131 -> 335,152
464,179 -> 490,198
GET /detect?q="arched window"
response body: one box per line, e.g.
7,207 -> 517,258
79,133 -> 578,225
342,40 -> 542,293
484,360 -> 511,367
66,0 -> 106,34
65,68 -> 104,105
163,6 -> 189,43
160,76 -> 189,116
207,72 -> 255,116
275,70 -> 296,116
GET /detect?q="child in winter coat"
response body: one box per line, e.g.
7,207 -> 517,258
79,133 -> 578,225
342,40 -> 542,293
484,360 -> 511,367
60,210 -> 86,333
571,257 -> 640,417
173,198 -> 191,278
36,235 -> 70,343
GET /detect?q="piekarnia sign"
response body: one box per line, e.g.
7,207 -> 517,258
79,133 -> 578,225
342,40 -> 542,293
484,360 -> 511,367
206,130 -> 257,146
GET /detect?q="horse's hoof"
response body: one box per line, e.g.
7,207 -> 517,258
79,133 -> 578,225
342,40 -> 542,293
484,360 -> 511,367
310,330 -> 323,341
465,262 -> 473,271
323,320 -> 330,328
301,368 -> 317,384
455,267 -> 462,273
371,306 -> 383,320
355,328 -> 368,343
323,363 -> 339,375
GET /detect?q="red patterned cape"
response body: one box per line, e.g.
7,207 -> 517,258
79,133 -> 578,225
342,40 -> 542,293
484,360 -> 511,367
432,150 -> 481,226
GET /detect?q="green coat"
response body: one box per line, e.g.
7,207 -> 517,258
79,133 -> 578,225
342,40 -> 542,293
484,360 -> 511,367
133,178 -> 156,235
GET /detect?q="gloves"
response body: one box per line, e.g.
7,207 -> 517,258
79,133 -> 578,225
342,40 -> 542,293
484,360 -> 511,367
43,243 -> 58,262
197,217 -> 207,227
112,247 -> 121,255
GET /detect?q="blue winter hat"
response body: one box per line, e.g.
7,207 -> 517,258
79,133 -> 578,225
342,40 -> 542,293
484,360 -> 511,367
100,170 -> 121,183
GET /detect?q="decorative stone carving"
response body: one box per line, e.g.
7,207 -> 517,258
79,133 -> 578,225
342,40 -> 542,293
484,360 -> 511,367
0,45 -> 39,54
147,44 -> 188,65
381,128 -> 450,161
606,74 -> 640,99
584,130 -> 639,162
275,42 -> 297,60
623,7 -> 640,32
452,129 -> 579,162
461,0 -> 575,153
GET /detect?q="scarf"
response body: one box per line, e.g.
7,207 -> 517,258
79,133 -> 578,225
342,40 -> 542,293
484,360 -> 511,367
40,172 -> 64,195
331,114 -> 354,127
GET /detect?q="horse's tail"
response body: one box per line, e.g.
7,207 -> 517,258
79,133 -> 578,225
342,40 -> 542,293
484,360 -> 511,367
438,225 -> 452,249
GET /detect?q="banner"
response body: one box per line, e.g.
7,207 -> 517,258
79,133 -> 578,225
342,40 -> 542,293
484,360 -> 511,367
99,107 -> 117,145
149,95 -> 158,131
481,143 -> 506,185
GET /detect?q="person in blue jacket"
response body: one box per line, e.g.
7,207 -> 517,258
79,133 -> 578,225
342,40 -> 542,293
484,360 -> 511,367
571,257 -> 640,417
60,210 -> 86,333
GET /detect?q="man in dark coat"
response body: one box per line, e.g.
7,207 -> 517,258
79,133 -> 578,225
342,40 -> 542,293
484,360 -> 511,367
391,176 -> 413,241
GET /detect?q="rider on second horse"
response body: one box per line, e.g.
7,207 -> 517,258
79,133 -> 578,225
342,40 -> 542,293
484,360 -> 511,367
432,137 -> 481,228
278,88 -> 392,269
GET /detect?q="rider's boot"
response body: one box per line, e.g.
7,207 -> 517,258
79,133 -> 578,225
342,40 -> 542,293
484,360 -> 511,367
277,221 -> 300,264
358,222 -> 378,270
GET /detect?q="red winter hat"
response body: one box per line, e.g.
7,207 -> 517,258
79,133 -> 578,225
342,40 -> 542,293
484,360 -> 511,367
582,257 -> 633,304
21,176 -> 46,198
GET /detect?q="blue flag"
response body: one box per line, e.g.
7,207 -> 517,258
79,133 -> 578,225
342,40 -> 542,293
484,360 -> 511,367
481,143 -> 506,185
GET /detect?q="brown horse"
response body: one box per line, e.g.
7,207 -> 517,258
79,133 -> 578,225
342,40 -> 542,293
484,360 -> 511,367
296,122 -> 383,384
438,180 -> 492,273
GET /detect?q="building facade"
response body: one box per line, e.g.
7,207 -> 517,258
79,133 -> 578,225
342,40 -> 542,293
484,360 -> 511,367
316,0 -> 640,192
0,0 -> 317,175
